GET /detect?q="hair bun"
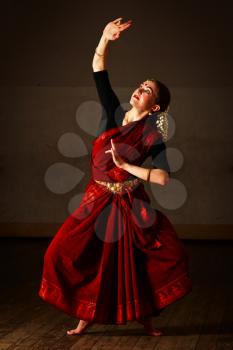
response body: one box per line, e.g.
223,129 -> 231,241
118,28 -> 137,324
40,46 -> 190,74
155,110 -> 169,142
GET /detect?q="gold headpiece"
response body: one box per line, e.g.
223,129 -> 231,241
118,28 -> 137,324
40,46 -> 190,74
148,107 -> 169,142
155,109 -> 169,142
146,78 -> 169,142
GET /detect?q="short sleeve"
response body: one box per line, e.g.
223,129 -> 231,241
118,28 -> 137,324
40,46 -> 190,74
93,70 -> 124,134
150,138 -> 171,176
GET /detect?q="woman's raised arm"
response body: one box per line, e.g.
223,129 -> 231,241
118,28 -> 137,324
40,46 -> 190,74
92,18 -> 132,72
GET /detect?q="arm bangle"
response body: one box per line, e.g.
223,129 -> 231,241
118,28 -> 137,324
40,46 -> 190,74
146,168 -> 152,182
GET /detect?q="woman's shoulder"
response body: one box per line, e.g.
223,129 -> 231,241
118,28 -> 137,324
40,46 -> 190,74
146,113 -> 161,135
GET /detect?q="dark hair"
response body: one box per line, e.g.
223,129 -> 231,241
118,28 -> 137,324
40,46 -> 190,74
147,78 -> 171,112
154,80 -> 171,112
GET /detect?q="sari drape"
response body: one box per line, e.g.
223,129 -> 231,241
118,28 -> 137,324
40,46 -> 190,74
38,114 -> 192,325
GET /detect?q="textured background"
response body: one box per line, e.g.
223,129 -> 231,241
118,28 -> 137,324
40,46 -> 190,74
0,0 -> 232,237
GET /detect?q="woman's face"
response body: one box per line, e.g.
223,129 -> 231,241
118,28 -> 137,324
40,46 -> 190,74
129,80 -> 160,113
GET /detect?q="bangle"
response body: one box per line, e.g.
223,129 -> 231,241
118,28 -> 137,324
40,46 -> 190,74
146,168 -> 152,182
95,48 -> 105,57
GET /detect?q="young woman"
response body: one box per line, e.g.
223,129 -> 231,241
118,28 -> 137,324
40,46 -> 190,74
38,18 -> 192,337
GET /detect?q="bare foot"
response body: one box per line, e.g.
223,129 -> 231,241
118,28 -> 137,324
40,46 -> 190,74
66,319 -> 94,335
144,328 -> 163,336
138,316 -> 163,336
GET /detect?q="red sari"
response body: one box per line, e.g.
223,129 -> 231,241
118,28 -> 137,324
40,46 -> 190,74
38,113 -> 192,325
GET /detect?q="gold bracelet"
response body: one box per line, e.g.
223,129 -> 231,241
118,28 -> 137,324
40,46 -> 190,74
146,168 -> 152,182
95,48 -> 105,57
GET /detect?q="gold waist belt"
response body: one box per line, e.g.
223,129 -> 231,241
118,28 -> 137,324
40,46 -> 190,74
94,178 -> 141,195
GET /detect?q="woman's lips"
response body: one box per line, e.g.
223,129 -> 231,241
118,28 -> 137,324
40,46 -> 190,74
133,95 -> 139,100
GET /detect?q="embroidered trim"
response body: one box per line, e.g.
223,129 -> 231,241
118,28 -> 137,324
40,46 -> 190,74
94,178 -> 141,195
38,272 -> 192,324
153,272 -> 192,309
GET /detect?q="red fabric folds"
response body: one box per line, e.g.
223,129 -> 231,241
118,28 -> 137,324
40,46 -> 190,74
38,115 -> 192,324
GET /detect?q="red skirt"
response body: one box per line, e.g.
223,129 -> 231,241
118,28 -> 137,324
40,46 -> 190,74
38,177 -> 192,325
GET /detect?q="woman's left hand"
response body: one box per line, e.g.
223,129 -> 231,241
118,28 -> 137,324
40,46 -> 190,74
105,139 -> 127,169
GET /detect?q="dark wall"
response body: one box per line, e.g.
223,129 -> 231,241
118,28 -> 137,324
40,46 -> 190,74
1,0 -> 233,236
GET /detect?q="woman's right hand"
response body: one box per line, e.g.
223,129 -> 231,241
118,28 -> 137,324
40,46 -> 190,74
102,17 -> 133,41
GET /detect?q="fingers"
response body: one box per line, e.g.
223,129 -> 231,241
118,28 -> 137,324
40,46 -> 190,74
118,21 -> 133,32
110,139 -> 116,150
105,139 -> 116,154
105,139 -> 117,152
113,18 -> 132,29
105,140 -> 121,166
113,17 -> 123,24
114,33 -> 120,39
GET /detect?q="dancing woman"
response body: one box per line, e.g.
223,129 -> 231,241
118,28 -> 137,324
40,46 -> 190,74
38,18 -> 192,337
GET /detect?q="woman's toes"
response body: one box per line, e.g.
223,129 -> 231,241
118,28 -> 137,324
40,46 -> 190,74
66,320 -> 94,336
67,329 -> 79,335
146,328 -> 163,336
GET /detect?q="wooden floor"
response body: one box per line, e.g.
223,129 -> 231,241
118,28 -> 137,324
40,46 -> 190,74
0,238 -> 232,350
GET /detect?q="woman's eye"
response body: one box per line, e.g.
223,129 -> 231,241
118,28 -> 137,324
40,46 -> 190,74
139,84 -> 152,94
141,85 -> 151,93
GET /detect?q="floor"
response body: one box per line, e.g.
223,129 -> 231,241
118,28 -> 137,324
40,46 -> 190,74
0,238 -> 232,350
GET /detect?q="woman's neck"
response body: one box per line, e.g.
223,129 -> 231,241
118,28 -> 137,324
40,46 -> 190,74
126,107 -> 150,122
